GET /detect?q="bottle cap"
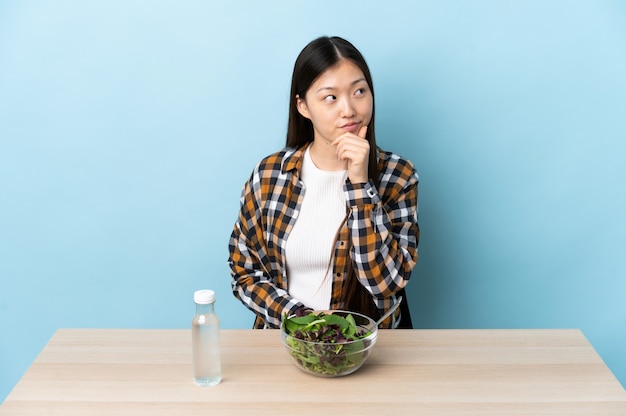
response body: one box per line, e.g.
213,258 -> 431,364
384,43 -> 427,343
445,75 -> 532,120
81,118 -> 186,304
194,289 -> 215,304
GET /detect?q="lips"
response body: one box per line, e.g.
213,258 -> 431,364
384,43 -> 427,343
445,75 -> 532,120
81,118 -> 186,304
341,122 -> 360,132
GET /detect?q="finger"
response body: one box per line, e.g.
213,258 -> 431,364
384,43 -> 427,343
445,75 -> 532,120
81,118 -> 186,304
332,133 -> 369,149
335,136 -> 369,157
358,125 -> 368,139
336,145 -> 369,165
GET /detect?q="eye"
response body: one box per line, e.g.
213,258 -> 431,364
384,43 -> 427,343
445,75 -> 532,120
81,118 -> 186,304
354,88 -> 367,96
323,95 -> 336,102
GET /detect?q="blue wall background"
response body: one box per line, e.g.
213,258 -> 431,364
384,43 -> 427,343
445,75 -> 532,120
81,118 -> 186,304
1,0 -> 625,401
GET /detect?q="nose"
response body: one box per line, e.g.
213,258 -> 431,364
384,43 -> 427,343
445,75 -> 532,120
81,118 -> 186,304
339,97 -> 356,117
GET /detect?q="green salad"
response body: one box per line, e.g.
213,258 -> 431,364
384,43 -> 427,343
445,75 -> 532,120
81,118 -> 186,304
282,311 -> 373,376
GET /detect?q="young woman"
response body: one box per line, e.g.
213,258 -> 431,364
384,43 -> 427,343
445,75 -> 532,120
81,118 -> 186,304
228,36 -> 419,329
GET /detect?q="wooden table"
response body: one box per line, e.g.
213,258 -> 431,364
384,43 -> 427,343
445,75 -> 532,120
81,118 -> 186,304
1,329 -> 625,415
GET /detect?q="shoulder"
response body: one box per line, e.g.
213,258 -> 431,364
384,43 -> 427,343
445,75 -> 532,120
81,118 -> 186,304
255,148 -> 292,170
377,148 -> 419,184
252,146 -> 303,176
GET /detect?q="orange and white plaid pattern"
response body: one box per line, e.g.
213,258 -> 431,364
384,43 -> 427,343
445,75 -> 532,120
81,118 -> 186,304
228,143 -> 419,329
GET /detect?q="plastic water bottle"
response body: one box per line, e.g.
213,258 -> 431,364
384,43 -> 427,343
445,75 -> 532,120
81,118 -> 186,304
192,289 -> 221,386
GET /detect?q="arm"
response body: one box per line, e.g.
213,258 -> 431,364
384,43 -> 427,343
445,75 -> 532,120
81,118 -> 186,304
228,165 -> 305,329
344,155 -> 419,299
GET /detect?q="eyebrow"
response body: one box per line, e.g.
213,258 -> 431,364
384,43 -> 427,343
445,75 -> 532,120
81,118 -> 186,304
315,78 -> 367,93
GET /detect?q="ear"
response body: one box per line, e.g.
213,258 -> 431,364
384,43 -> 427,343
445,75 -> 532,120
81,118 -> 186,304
296,95 -> 311,120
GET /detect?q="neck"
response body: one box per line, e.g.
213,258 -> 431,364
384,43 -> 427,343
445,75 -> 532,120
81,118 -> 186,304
309,140 -> 347,171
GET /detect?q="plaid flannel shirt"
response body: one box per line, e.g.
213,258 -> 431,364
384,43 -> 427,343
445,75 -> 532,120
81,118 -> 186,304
228,143 -> 419,329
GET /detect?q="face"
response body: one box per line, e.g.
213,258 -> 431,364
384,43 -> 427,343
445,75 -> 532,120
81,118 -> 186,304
296,59 -> 373,144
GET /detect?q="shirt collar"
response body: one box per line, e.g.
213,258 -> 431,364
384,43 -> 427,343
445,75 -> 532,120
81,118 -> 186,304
282,142 -> 311,174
